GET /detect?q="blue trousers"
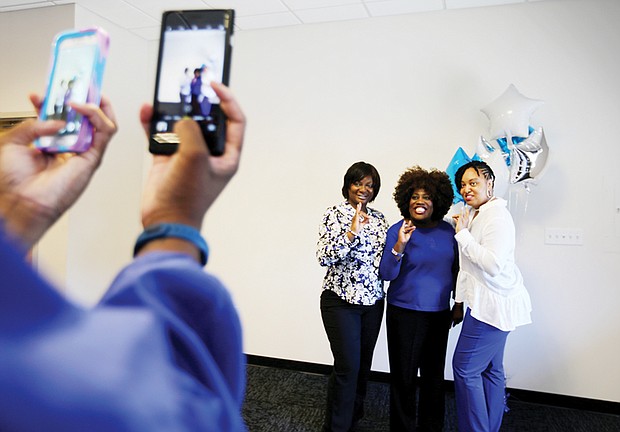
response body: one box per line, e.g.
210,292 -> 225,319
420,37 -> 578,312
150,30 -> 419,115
452,309 -> 509,432
320,290 -> 384,432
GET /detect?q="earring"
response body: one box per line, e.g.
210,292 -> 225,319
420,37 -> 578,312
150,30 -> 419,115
486,180 -> 494,198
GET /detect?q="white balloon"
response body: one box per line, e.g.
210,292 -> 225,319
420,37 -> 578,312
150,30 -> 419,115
481,84 -> 544,140
475,135 -> 494,160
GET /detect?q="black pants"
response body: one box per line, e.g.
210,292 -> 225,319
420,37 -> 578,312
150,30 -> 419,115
320,290 -> 385,432
387,304 -> 451,432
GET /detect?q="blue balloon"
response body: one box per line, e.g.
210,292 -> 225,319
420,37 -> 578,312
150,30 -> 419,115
446,147 -> 475,204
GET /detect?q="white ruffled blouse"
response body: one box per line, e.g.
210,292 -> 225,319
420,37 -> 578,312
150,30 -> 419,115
454,198 -> 532,331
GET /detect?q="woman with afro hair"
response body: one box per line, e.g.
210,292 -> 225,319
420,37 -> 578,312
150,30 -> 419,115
379,166 -> 462,432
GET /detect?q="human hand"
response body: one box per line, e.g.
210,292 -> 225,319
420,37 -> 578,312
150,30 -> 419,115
139,82 -> 246,230
0,95 -> 117,250
399,219 -> 416,243
349,202 -> 369,236
453,206 -> 472,233
393,219 -> 415,254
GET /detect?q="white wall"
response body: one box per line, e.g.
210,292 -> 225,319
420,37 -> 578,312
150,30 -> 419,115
2,0 -> 619,403
0,6 -> 74,113
207,0 -> 620,402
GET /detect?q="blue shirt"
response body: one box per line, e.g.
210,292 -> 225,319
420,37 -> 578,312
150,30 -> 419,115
379,220 -> 458,312
0,227 -> 246,431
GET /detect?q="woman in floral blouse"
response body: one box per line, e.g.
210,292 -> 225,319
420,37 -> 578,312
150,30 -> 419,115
317,161 -> 389,432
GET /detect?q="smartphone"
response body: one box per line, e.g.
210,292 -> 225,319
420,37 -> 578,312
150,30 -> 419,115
36,28 -> 109,153
149,9 -> 234,156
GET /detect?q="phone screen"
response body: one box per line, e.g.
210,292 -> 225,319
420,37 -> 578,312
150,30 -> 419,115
37,29 -> 108,153
150,10 -> 234,156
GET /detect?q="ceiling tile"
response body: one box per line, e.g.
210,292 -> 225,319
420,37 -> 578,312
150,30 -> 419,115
203,0 -> 288,16
0,0 -> 555,39
366,0 -> 444,17
236,11 -> 301,30
74,0 -> 159,29
126,0 -> 209,21
0,1 -> 53,11
295,3 -> 369,24
0,0 -> 45,6
130,26 -> 162,41
283,0 -> 361,9
446,0 -> 525,9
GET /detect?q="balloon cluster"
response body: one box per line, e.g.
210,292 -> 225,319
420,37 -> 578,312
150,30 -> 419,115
446,84 -> 549,205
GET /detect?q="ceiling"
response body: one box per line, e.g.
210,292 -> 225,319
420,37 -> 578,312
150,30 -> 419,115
0,0 -> 548,40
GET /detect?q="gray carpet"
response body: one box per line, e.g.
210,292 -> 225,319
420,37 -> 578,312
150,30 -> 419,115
242,364 -> 620,432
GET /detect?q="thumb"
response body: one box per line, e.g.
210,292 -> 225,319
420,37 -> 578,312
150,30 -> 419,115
4,119 -> 64,146
174,119 -> 208,156
139,104 -> 153,138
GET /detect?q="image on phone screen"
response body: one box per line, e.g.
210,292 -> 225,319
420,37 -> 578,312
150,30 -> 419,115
151,10 -> 233,155
43,35 -> 98,140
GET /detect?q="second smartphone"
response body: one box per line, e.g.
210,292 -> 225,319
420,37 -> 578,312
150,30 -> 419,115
36,27 -> 109,153
149,9 -> 234,156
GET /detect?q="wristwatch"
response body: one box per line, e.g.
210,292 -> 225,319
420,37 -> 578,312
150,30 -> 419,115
134,223 -> 209,266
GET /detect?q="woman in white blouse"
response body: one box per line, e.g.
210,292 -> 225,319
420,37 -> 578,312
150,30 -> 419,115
317,161 -> 389,432
452,161 -> 532,432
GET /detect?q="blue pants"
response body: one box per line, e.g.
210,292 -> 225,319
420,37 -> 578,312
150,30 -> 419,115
452,309 -> 509,432
320,290 -> 384,432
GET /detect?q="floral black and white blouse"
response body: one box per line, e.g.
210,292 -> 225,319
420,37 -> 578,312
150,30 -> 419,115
317,201 -> 389,306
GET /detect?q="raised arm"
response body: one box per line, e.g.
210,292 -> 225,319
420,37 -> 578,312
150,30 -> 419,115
0,96 -> 117,251
135,83 -> 246,263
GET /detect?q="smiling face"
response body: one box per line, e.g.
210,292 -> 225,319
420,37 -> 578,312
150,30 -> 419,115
408,188 -> 435,226
347,175 -> 374,210
460,167 -> 493,209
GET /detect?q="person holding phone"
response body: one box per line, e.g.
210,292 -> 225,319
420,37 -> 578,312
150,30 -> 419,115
379,166 -> 460,432
451,160 -> 532,432
0,83 -> 248,431
317,161 -> 389,432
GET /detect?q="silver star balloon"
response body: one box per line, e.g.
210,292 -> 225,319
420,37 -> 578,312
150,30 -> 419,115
509,127 -> 549,184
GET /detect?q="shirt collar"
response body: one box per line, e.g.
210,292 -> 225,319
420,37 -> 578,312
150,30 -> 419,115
477,197 -> 506,213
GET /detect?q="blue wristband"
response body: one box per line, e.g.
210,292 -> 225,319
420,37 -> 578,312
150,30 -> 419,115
134,223 -> 209,266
